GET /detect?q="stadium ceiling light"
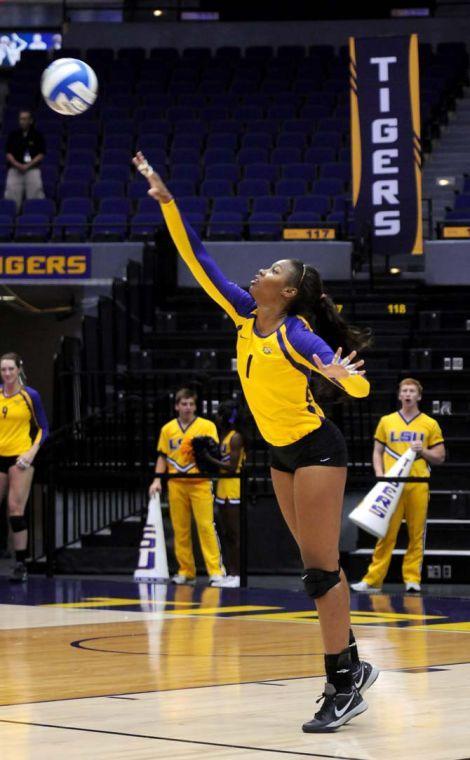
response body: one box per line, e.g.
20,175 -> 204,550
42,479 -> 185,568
389,267 -> 401,275
153,9 -> 163,16
436,177 -> 455,187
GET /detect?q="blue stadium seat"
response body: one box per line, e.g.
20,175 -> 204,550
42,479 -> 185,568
304,147 -> 337,164
170,164 -> 201,183
172,134 -> 205,150
204,148 -> 236,165
174,119 -> 206,135
244,164 -> 278,182
68,134 -> 98,151
294,196 -> 330,215
271,148 -> 302,166
167,179 -> 197,196
23,199 -> 56,217
100,148 -> 131,166
52,214 -> 88,242
276,133 -> 307,149
275,179 -> 308,196
233,106 -> 264,121
0,215 -> 13,241
167,106 -> 197,121
249,212 -> 283,240
93,180 -> 125,200
241,133 -> 273,150
130,212 -> 163,240
207,212 -> 244,241
66,149 -> 96,167
300,105 -> 333,120
105,119 -> 135,135
311,132 -> 342,149
454,194 -> 470,210
321,163 -> 350,182
59,181 -> 91,198
201,179 -> 234,196
238,148 -> 269,165
205,164 -> 240,182
61,198 -> 93,216
15,214 -> 50,241
178,197 -> 209,215
139,134 -> 168,150
210,120 -> 240,135
282,164 -> 316,182
42,149 -> 61,167
445,209 -> 470,220
267,106 -> 296,120
313,178 -> 345,196
99,166 -> 131,183
287,211 -> 322,224
92,213 -> 128,241
253,196 -> 290,215
201,107 -> 229,121
212,196 -> 250,216
139,119 -> 171,136
99,198 -> 132,215
62,166 -> 95,184
102,134 -> 134,151
0,199 -> 17,218
206,134 -> 238,150
238,179 -> 271,197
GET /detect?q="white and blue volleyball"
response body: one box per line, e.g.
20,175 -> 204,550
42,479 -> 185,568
40,58 -> 98,116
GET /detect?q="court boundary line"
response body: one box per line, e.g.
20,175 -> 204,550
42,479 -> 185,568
0,660 -> 469,710
0,718 -> 367,759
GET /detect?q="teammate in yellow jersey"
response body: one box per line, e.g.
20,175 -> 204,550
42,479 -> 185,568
0,352 -> 49,582
134,151 -> 379,732
149,387 -> 226,586
201,400 -> 246,588
351,378 -> 445,594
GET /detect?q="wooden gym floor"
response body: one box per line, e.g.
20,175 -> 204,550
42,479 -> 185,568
0,576 -> 469,759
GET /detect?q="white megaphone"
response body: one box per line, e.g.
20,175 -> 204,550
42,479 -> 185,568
349,448 -> 417,539
134,493 -> 170,583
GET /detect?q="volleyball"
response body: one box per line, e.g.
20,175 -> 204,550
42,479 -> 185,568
40,58 -> 98,116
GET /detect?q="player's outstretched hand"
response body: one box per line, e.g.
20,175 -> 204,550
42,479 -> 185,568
132,151 -> 173,203
313,347 -> 366,379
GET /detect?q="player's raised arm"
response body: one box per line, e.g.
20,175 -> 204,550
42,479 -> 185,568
132,152 -> 255,323
281,318 -> 370,398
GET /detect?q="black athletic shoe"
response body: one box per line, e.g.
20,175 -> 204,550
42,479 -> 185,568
352,660 -> 380,695
302,683 -> 367,733
10,562 -> 27,583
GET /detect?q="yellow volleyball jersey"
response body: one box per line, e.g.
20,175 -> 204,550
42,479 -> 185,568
161,200 -> 370,447
374,411 -> 444,478
157,416 -> 219,478
215,430 -> 245,504
0,386 -> 49,456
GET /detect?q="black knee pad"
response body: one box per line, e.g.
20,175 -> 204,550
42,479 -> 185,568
10,515 -> 27,533
302,567 -> 341,599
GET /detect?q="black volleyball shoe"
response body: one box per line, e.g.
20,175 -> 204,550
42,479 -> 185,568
302,683 -> 368,733
352,660 -> 380,695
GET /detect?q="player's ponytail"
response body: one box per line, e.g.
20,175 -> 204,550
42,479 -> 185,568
286,261 -> 371,403
0,352 -> 27,385
287,260 -> 371,353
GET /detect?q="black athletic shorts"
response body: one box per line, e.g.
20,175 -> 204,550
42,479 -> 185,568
0,455 -> 19,473
269,420 -> 348,473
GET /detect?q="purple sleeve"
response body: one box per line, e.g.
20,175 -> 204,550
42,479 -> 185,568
26,387 -> 49,446
181,217 -> 257,319
285,318 -> 335,366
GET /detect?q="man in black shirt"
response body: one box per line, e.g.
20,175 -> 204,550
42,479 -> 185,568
5,110 -> 46,210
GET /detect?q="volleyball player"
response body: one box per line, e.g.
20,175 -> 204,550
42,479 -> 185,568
0,353 -> 49,582
134,152 -> 379,732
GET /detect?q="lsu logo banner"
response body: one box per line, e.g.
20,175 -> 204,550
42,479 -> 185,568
0,246 -> 91,279
350,35 -> 423,255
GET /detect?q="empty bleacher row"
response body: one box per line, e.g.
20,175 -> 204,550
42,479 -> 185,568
0,41 -> 467,241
